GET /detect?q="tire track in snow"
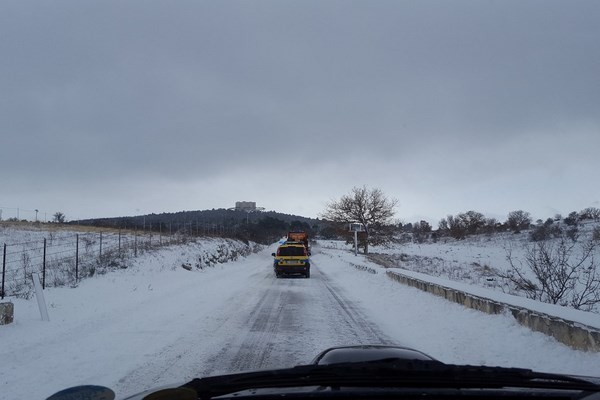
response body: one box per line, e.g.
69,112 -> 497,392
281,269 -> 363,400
199,276 -> 305,375
318,266 -> 395,346
201,257 -> 396,375
112,269 -> 273,396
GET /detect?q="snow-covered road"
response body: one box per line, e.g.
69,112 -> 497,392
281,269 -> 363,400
112,255 -> 394,396
2,241 -> 599,400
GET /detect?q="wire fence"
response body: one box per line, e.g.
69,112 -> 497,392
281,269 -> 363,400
1,230 -> 189,299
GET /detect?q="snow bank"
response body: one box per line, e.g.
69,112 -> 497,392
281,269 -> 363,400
0,238 -> 265,400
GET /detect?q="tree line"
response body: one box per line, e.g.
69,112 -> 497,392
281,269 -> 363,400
320,185 -> 600,252
418,207 -> 600,242
321,186 -> 600,312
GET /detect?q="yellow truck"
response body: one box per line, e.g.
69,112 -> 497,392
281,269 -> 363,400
272,241 -> 310,278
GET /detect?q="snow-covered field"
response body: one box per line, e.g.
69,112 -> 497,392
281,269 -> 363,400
349,222 -> 600,314
0,223 -> 259,299
2,233 -> 600,400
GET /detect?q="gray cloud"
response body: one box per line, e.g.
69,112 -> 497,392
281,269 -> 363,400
1,0 -> 599,222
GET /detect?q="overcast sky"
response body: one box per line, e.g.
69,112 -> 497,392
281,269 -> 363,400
1,0 -> 599,224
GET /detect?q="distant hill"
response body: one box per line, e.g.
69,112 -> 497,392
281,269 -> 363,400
73,208 -> 327,232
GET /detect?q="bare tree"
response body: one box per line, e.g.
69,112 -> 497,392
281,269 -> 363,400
580,207 -> 600,222
53,212 -> 66,223
441,211 -> 486,239
438,218 -> 449,232
481,218 -> 498,235
446,214 -> 466,239
506,210 -> 531,233
564,211 -> 579,227
459,210 -> 486,235
321,186 -> 398,254
501,236 -> 600,311
412,220 -> 432,243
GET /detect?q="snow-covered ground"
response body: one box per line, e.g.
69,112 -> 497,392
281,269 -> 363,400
2,237 -> 600,400
347,222 -> 600,313
0,223 -> 258,299
313,244 -> 600,369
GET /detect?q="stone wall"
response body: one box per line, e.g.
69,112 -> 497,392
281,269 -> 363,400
386,271 -> 600,352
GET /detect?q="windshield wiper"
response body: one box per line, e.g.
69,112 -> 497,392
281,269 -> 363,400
182,359 -> 600,399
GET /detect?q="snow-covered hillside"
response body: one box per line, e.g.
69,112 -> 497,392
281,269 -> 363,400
0,223 -> 260,299
354,221 -> 600,313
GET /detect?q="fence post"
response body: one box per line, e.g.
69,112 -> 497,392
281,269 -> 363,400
118,230 -> 121,254
2,244 -> 6,299
99,232 -> 103,261
75,234 -> 79,282
134,230 -> 138,257
42,238 -> 47,289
